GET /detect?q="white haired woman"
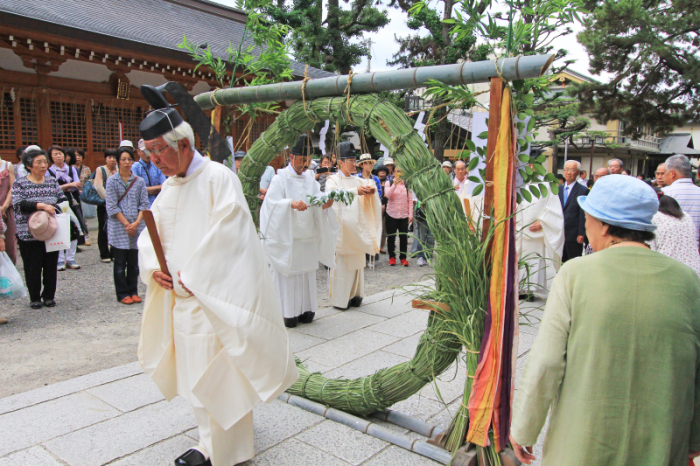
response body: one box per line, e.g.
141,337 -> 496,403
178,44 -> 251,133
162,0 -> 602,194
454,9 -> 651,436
510,175 -> 700,466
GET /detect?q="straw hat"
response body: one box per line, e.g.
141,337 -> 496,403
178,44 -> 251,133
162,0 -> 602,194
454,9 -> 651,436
442,160 -> 453,168
358,153 -> 376,166
384,157 -> 395,166
28,211 -> 57,241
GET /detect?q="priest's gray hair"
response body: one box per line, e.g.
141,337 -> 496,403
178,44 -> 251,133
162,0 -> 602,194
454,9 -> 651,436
665,154 -> 692,178
565,160 -> 581,171
163,121 -> 195,152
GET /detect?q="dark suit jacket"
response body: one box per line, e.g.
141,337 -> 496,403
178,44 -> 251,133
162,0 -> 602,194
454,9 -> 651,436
558,181 -> 587,243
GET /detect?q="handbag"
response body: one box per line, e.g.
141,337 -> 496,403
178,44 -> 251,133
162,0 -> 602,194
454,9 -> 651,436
0,252 -> 27,300
45,213 -> 71,252
80,167 -> 106,206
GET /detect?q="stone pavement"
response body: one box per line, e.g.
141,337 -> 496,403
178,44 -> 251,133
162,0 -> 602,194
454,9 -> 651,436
0,286 -> 544,466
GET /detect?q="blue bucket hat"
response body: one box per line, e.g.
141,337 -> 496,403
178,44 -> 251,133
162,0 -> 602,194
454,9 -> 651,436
577,174 -> 659,232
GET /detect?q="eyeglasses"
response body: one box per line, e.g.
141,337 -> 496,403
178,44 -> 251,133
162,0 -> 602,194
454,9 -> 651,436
563,168 -> 578,173
143,145 -> 170,157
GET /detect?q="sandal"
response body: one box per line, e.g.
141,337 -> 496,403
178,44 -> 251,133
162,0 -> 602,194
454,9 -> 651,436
120,297 -> 134,305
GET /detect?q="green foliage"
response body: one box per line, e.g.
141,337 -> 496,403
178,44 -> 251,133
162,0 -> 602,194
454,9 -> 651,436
178,0 -> 294,134
574,0 -> 700,136
267,0 -> 389,74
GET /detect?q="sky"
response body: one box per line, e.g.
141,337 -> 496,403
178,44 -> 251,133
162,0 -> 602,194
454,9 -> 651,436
210,0 -> 606,82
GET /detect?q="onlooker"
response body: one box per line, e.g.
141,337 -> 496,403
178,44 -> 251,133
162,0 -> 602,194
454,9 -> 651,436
412,193 -> 434,267
14,146 -> 30,179
442,160 -> 453,178
12,148 -> 66,309
234,151 -> 245,172
384,168 -> 412,266
375,164 -> 390,254
105,147 -> 148,304
131,139 -> 166,207
510,175 -> 700,466
662,154 -> 700,244
329,152 -> 338,169
0,210 -> 8,322
555,173 -> 565,185
577,170 -> 588,187
384,157 -> 395,178
356,154 -> 382,197
259,164 -> 276,200
453,160 -> 467,195
621,169 -> 631,176
608,158 -> 624,174
47,145 -> 83,270
94,149 -> 119,262
649,194 -> 700,274
0,153 -> 17,264
315,155 -> 333,192
558,160 -> 586,261
654,163 -> 666,187
592,167 -> 610,183
72,147 -> 96,224
63,147 -> 91,242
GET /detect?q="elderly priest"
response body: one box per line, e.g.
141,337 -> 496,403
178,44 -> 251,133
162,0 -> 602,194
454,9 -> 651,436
260,135 -> 338,328
136,107 -> 298,466
326,142 -> 382,309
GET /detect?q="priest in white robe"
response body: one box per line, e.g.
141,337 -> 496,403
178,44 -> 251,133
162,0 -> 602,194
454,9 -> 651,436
516,187 -> 565,298
326,142 -> 382,309
260,135 -> 338,328
136,109 -> 298,466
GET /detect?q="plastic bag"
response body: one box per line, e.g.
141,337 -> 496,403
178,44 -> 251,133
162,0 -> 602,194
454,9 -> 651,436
45,213 -> 71,252
0,252 -> 27,300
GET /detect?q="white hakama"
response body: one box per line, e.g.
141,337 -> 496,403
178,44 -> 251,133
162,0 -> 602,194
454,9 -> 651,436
330,253 -> 365,308
271,270 -> 318,318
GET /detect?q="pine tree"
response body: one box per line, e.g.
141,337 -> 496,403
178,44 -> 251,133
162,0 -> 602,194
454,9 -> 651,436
268,0 -> 390,74
574,0 -> 700,136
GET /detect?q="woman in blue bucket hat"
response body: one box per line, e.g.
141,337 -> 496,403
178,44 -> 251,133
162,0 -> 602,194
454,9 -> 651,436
510,174 -> 700,466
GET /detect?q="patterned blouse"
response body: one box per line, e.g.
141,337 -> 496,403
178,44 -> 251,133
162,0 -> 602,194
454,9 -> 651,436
105,174 -> 149,250
75,164 -> 92,184
649,211 -> 700,275
12,176 -> 67,242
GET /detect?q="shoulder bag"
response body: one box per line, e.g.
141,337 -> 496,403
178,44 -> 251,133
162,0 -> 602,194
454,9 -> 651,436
80,167 -> 106,206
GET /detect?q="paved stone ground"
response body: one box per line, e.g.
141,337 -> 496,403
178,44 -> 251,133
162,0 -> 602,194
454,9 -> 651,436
0,284 -> 547,466
0,218 -> 431,398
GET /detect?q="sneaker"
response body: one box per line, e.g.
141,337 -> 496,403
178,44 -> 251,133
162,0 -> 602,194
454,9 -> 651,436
389,257 -> 396,266
101,258 -> 111,263
66,262 -> 80,270
84,239 -> 91,246
0,317 -> 7,325
401,259 -> 409,267
131,295 -> 142,303
43,299 -> 56,307
120,297 -> 134,305
57,264 -> 66,271
417,257 -> 427,267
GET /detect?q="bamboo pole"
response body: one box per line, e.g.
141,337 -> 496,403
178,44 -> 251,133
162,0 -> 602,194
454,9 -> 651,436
195,55 -> 554,109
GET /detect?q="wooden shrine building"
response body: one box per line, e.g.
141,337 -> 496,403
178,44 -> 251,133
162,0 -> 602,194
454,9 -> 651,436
0,0 -> 331,169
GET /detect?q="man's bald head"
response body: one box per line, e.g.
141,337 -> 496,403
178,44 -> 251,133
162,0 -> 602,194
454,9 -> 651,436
454,160 -> 468,182
593,167 -> 610,182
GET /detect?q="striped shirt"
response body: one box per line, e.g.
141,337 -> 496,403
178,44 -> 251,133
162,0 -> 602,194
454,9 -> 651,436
105,174 -> 149,250
662,178 -> 700,242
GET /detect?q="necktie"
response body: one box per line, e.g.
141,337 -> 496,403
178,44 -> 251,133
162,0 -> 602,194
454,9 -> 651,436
564,185 -> 570,204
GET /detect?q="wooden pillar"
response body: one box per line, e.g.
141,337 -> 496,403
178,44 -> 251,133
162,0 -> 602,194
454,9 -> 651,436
12,90 -> 22,150
482,77 -> 505,243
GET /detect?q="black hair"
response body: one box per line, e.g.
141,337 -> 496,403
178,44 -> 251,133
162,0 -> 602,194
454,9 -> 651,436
47,145 -> 65,164
555,174 -> 565,181
104,148 -> 117,159
605,223 -> 655,243
22,148 -> 48,171
116,146 -> 135,161
15,146 -> 26,161
658,194 -> 684,220
63,147 -> 77,166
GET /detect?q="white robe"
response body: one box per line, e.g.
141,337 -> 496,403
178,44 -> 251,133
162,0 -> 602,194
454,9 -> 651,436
259,165 -> 338,318
459,192 -> 485,231
137,156 -> 298,466
325,171 -> 382,307
516,191 -> 565,297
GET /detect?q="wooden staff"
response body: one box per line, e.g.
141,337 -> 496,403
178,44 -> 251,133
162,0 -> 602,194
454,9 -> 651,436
142,210 -> 170,278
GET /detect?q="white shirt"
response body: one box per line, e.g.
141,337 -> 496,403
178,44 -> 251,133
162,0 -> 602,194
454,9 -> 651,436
662,178 -> 700,241
453,176 -> 466,195
184,150 -> 205,178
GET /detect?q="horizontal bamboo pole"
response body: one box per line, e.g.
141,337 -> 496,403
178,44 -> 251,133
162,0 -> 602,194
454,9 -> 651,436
195,55 -> 554,109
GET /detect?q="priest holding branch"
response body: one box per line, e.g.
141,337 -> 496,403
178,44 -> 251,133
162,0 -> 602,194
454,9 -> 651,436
136,106 -> 298,466
260,135 -> 338,328
326,142 -> 382,309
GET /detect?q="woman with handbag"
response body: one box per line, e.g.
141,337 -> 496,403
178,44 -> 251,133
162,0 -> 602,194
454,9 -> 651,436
0,153 -> 17,264
12,148 -> 67,309
105,146 -> 148,304
48,145 -> 83,270
94,149 -> 118,262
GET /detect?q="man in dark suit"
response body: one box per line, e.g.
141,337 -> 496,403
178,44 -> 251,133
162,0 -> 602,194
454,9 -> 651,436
558,160 -> 587,261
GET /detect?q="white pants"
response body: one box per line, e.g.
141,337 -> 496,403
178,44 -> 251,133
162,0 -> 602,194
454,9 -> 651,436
329,253 -> 364,308
271,270 -> 318,318
173,296 -> 255,466
193,407 -> 254,466
58,239 -> 77,266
